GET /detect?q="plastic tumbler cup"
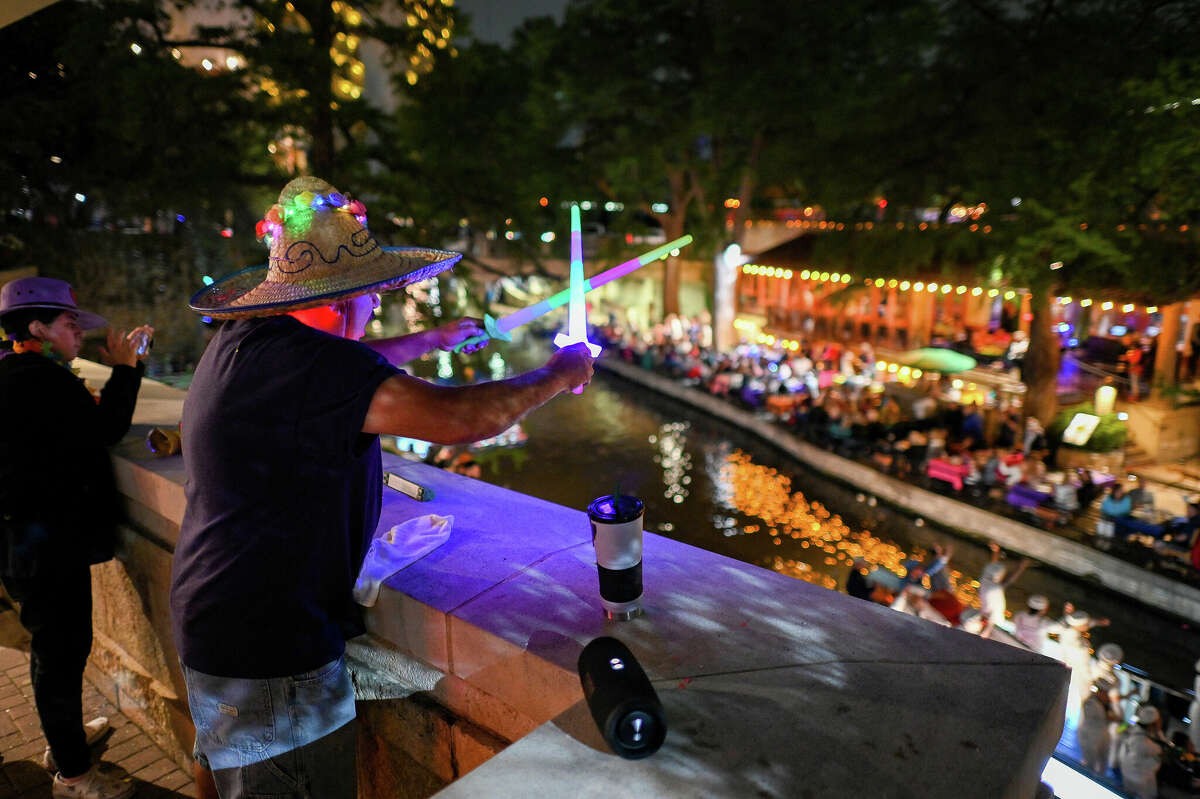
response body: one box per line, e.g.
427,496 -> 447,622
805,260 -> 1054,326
587,494 -> 645,620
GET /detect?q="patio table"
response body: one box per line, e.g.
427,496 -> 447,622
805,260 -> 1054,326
1006,482 -> 1053,511
927,458 -> 971,491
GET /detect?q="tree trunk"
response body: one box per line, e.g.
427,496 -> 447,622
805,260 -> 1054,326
308,0 -> 336,177
1152,302 -> 1182,397
660,212 -> 686,318
1023,286 -> 1060,427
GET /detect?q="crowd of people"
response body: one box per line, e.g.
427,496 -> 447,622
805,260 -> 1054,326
593,316 -> 1200,578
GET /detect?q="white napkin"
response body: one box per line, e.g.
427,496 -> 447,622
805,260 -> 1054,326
353,514 -> 453,607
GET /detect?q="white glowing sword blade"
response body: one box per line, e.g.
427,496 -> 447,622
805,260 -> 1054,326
553,204 -> 601,358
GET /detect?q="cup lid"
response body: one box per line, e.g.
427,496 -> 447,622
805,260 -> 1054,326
588,494 -> 644,524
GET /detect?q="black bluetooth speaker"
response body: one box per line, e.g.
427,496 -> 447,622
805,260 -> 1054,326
577,636 -> 667,759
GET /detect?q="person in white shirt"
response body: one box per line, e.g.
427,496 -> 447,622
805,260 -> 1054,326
1117,705 -> 1165,799
996,453 -> 1025,487
978,542 -> 1031,637
1058,606 -> 1111,719
1094,643 -> 1134,772
1077,676 -> 1119,776
1012,595 -> 1064,654
890,584 -> 950,626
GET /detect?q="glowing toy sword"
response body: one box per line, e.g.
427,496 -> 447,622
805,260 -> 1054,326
451,233 -> 694,353
555,205 -> 601,392
556,205 -> 602,352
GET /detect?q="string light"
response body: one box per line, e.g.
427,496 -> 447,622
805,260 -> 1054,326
736,268 -> 1164,317
255,190 -> 366,240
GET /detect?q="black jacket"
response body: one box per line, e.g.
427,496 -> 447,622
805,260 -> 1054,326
0,352 -> 143,577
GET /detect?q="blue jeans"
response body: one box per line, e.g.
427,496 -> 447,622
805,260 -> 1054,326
183,656 -> 357,799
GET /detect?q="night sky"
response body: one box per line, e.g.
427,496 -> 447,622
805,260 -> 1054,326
454,0 -> 568,43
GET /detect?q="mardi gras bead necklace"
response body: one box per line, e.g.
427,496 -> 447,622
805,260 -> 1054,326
12,339 -> 78,373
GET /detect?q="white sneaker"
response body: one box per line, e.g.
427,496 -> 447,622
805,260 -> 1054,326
51,765 -> 134,799
43,717 -> 111,772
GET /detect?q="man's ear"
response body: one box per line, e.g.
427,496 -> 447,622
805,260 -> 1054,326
27,320 -> 47,340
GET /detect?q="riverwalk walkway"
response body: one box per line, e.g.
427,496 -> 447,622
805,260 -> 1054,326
597,356 -> 1200,624
0,607 -> 194,799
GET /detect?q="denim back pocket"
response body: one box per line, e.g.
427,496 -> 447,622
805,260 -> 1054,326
289,657 -> 355,747
187,669 -> 278,756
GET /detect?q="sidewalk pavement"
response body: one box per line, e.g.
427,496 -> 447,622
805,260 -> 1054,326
0,645 -> 195,799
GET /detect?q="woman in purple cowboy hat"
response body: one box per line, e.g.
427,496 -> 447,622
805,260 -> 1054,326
0,276 -> 152,799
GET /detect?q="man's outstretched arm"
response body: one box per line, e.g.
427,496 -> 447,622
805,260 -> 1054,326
363,343 -> 594,444
364,319 -> 488,365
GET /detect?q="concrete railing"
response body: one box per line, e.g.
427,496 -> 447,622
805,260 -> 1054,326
82,360 -> 1069,797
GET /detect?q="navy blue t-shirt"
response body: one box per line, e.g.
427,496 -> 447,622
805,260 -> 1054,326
170,316 -> 401,678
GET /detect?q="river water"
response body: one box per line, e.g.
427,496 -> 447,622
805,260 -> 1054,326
454,341 -> 1200,693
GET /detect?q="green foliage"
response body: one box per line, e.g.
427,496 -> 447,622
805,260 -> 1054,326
0,0 -> 259,226
1047,402 -> 1128,453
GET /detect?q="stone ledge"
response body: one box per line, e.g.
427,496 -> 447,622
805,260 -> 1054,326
434,659 -> 1068,799
367,458 -> 1067,799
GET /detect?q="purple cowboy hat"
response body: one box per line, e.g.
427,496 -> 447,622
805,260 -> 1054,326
0,277 -> 108,330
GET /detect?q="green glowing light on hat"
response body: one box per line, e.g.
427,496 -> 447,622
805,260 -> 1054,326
285,202 -> 315,235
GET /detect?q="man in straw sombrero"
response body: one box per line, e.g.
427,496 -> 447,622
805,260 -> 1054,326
171,177 -> 594,798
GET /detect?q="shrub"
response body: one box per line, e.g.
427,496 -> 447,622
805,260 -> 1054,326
1047,402 -> 1128,452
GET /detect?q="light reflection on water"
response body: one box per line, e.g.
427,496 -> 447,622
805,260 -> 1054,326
463,342 -> 1200,689
717,449 -> 979,609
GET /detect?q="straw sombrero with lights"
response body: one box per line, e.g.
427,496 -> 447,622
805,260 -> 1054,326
189,176 -> 462,319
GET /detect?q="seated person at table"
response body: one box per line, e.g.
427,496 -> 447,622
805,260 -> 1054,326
979,449 -> 1002,488
996,450 -> 1024,487
927,427 -> 947,461
964,450 -> 990,488
1100,484 -> 1133,532
1158,501 -> 1200,568
1075,469 -> 1101,513
1127,479 -> 1156,514
1175,500 -> 1200,541
1023,454 -> 1048,483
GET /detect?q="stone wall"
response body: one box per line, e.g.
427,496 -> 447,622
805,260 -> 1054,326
1124,399 -> 1200,462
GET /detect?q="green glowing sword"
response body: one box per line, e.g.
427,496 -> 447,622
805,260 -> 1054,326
452,234 -> 693,353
